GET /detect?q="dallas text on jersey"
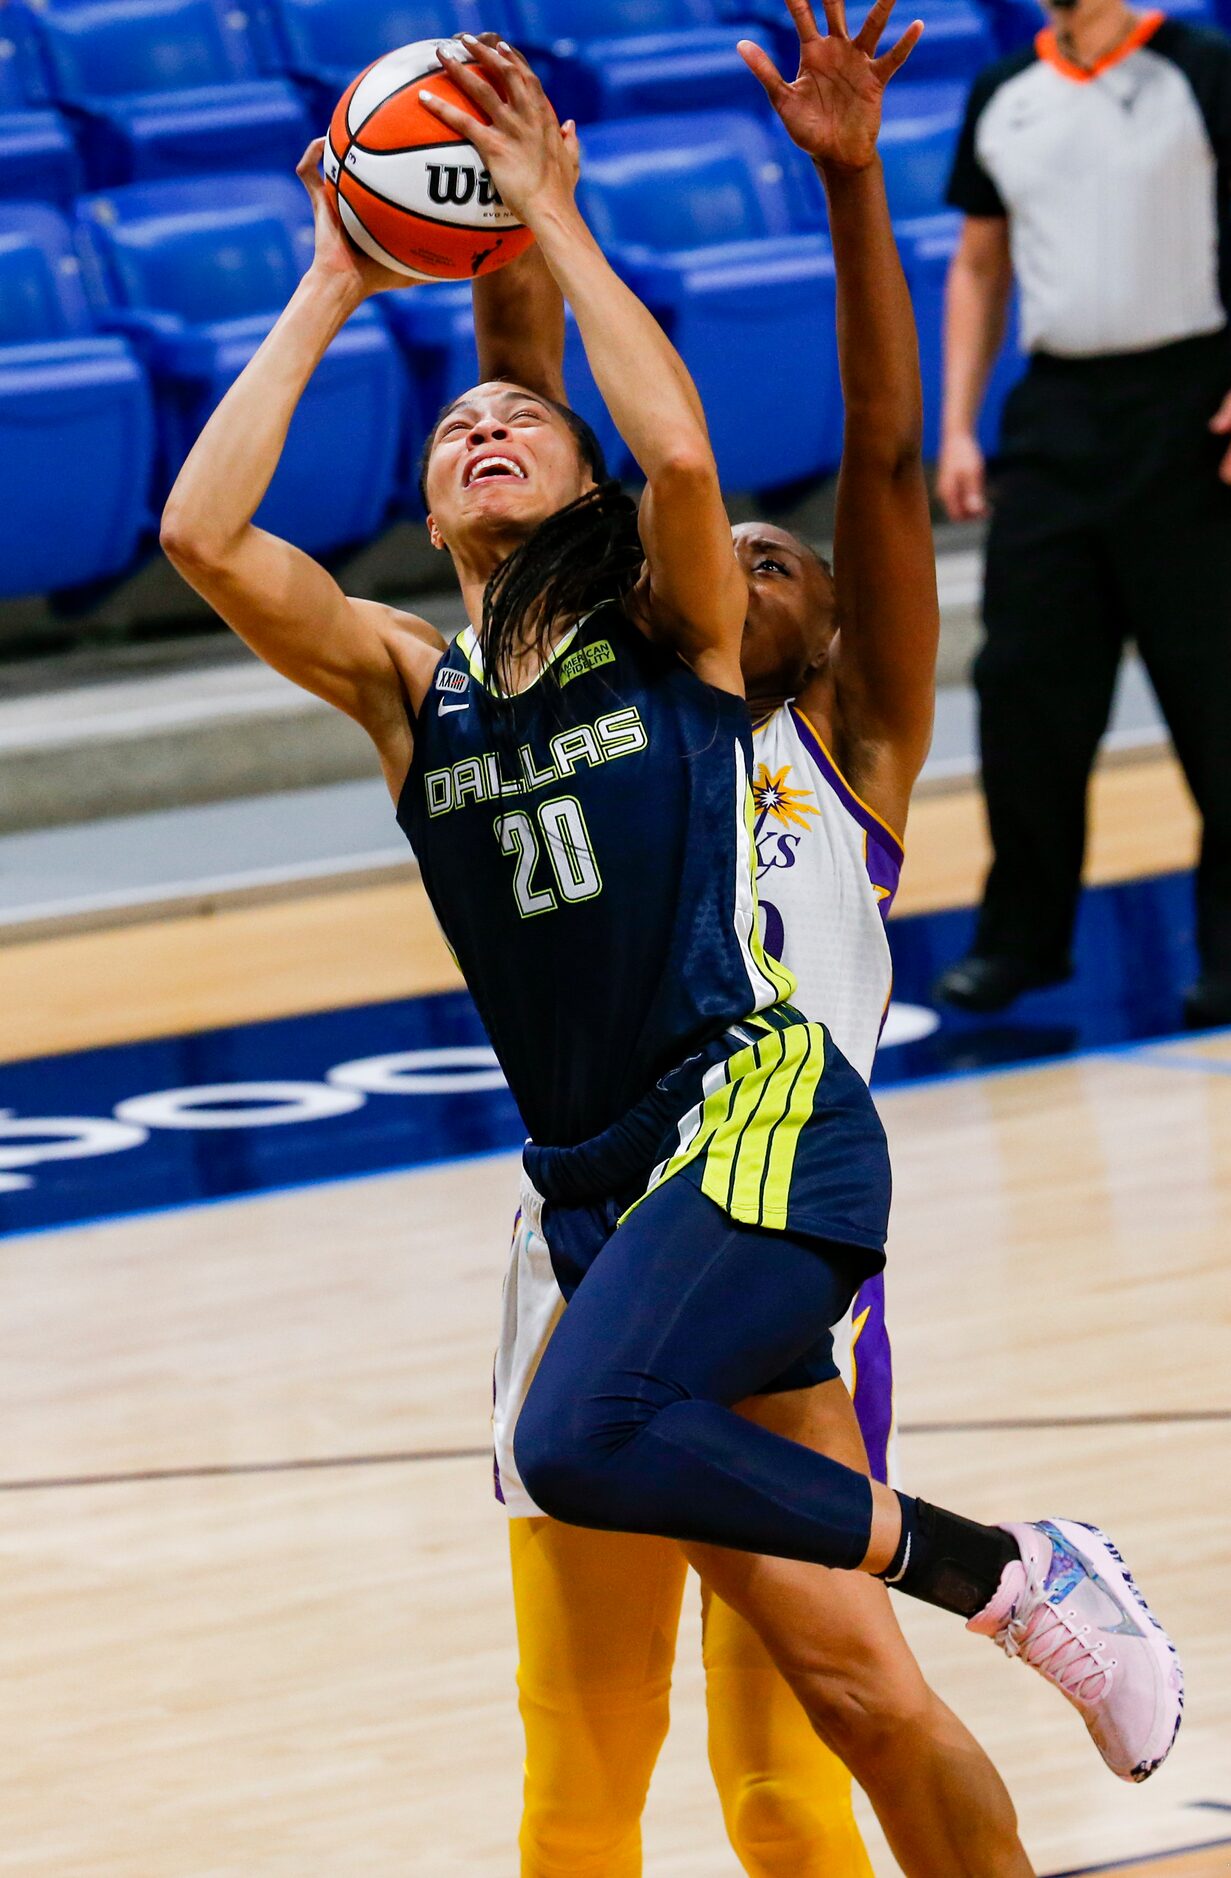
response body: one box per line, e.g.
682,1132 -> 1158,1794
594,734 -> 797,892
424,706 -> 649,818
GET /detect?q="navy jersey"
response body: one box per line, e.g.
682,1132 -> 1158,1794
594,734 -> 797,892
397,604 -> 796,1147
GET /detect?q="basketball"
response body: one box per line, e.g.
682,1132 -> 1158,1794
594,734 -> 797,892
324,38 -> 536,283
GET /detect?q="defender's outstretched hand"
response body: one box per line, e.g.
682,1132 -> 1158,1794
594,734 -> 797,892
421,35 -> 580,230
740,0 -> 923,171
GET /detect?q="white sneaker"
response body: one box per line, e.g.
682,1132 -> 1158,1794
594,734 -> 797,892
968,1519 -> 1184,1782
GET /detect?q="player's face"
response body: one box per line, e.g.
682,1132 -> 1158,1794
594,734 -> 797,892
425,383 -> 595,554
734,524 -> 836,700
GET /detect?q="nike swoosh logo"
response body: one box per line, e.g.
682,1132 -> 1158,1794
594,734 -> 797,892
438,699 -> 470,715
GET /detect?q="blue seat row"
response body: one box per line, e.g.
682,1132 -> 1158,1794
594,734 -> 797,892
387,104 -> 1015,490
12,0 -> 1223,204
0,2 -> 80,202
0,0 -> 1001,199
7,0 -> 310,186
0,88 -> 1029,599
0,181 -> 407,597
0,200 -> 152,595
78,173 -> 407,552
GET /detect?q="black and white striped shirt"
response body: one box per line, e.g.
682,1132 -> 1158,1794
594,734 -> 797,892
947,13 -> 1231,356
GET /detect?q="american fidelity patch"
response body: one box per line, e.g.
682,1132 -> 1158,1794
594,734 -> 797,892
559,640 -> 615,687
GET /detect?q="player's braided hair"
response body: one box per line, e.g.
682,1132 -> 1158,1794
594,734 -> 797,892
479,479 -> 643,702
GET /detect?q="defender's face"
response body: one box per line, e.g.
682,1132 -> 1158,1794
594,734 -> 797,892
735,523 -> 836,697
425,383 -> 594,553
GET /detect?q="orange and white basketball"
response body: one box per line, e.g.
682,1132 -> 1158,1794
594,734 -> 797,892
325,39 -> 536,283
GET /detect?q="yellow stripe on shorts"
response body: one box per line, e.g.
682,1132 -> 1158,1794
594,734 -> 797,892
704,1028 -> 790,1220
759,1024 -> 827,1227
632,1021 -> 828,1233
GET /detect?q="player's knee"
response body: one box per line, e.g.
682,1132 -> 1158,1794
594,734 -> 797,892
791,1661 -> 931,1771
520,1802 -> 642,1878
725,1774 -> 861,1877
514,1424 -> 596,1526
512,1384 -> 614,1526
519,1718 -> 659,1877
514,1368 -> 670,1527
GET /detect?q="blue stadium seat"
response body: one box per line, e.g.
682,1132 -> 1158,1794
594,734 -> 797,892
977,0 -> 1041,52
380,281 -> 624,507
878,100 -> 962,220
0,5 -> 80,202
731,0 -> 993,84
576,112 -> 842,489
0,200 -> 154,595
264,0 -> 491,122
231,0 -> 290,74
880,77 -> 970,124
23,0 -> 311,185
500,0 -> 773,124
892,209 -> 1022,456
774,138 -> 1014,460
883,0 -> 994,81
76,171 -> 410,552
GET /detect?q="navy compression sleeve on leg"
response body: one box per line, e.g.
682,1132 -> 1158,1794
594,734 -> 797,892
513,1180 -> 876,1570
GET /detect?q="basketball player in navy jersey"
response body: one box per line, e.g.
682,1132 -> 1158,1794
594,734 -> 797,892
466,8 -> 931,1870
161,13 -> 1183,1871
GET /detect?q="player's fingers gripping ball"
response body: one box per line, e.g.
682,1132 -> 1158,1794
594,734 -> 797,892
325,38 -> 536,282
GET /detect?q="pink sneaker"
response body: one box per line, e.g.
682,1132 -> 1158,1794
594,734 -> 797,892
968,1519 -> 1183,1782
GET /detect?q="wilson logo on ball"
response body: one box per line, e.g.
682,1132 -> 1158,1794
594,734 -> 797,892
426,165 -> 505,210
326,38 -> 535,283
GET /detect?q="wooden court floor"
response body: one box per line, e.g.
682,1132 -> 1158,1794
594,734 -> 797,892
0,755 -> 1227,1875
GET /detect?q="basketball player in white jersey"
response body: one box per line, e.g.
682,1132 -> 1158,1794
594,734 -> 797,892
468,6 -> 941,1869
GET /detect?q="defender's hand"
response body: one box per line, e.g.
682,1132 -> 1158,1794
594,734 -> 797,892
1211,386 -> 1231,484
937,431 -> 989,522
297,138 -> 408,302
740,0 -> 923,173
421,36 -> 580,229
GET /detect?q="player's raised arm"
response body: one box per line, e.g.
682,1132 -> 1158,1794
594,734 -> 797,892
424,37 -> 747,691
160,139 -> 445,794
467,32 -> 569,399
474,243 -> 567,400
743,0 -> 938,821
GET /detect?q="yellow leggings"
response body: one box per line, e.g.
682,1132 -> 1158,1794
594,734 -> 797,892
511,1517 -> 874,1877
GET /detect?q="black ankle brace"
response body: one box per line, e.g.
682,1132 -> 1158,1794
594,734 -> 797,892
880,1496 -> 1020,1618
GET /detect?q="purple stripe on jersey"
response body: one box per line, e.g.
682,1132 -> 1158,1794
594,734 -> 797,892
850,1275 -> 894,1486
790,706 -> 904,919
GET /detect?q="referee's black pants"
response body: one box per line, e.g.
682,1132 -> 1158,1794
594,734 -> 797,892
974,327 -> 1231,982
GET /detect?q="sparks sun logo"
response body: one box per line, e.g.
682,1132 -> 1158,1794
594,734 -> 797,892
753,764 -> 821,833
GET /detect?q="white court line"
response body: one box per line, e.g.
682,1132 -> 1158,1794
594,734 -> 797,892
0,847 -> 414,934
0,672 -> 326,752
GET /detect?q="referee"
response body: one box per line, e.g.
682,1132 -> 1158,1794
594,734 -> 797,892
934,0 -> 1231,1025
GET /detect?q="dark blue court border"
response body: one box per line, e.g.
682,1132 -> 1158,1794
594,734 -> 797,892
0,867 -> 1210,1238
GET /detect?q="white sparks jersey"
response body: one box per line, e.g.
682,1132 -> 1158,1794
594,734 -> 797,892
752,704 -> 904,1084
